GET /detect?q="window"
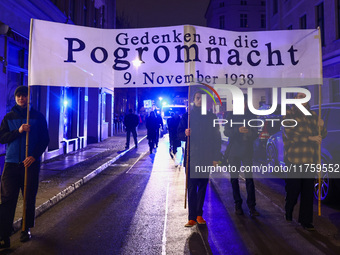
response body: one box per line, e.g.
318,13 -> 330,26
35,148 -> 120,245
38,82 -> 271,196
7,42 -> 28,112
69,0 -> 75,22
219,1 -> 225,8
316,2 -> 325,46
240,14 -> 248,28
273,0 -> 278,15
83,2 -> 88,26
331,78 -> 340,102
261,14 -> 266,28
299,14 -> 307,29
219,15 -> 225,29
101,6 -> 105,28
241,1 -> 247,5
326,109 -> 340,130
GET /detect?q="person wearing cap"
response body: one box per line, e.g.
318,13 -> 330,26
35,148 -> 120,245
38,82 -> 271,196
0,86 -> 49,248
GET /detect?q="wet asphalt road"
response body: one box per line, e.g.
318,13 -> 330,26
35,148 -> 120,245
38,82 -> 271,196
2,135 -> 340,254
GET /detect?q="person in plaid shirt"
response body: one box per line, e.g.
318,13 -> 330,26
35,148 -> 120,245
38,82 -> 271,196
283,92 -> 327,231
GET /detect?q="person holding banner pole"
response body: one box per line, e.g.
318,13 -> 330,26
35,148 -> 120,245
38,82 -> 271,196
178,90 -> 221,227
0,86 -> 49,248
283,92 -> 326,231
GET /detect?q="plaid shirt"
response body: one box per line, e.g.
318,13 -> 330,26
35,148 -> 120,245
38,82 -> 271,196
283,106 -> 327,164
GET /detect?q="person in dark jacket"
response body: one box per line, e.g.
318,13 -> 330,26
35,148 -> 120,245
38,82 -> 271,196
167,112 -> 181,157
0,86 -> 49,248
224,99 -> 259,217
178,90 -> 221,227
124,109 -> 139,149
154,110 -> 163,147
146,111 -> 158,153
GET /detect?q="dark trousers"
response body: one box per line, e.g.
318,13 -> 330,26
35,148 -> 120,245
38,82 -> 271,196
168,132 -> 179,154
155,128 -> 160,147
229,156 -> 256,209
187,177 -> 209,221
0,162 -> 40,237
126,128 -> 137,148
285,177 -> 314,224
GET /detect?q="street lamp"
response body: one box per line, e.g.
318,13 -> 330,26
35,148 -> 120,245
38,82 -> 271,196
132,57 -> 143,113
132,58 -> 143,68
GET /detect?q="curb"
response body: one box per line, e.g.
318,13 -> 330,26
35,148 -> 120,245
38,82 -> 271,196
13,135 -> 147,232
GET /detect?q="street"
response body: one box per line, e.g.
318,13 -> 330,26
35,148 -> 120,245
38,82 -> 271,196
2,135 -> 340,255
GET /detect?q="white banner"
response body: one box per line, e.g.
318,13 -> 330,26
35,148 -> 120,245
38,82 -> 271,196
29,19 -> 322,88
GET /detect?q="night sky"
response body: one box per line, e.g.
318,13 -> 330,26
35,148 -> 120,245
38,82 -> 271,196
116,0 -> 210,28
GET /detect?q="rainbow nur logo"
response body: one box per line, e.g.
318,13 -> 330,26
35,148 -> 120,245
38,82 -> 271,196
199,83 -> 222,115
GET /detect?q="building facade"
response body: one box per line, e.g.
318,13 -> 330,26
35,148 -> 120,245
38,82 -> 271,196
205,0 -> 267,111
0,0 -> 116,171
205,0 -> 266,31
205,0 -> 340,108
267,0 -> 340,105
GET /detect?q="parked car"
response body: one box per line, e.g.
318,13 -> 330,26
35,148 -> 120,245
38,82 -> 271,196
254,104 -> 282,162
266,103 -> 340,203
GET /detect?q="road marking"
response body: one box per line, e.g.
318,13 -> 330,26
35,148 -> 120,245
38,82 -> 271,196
125,151 -> 147,173
162,182 -> 170,255
111,163 -> 130,167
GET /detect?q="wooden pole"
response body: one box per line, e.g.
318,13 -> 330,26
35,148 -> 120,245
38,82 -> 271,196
22,19 -> 34,231
184,85 -> 191,209
318,85 -> 322,216
22,85 -> 30,231
183,25 -> 196,209
317,27 -> 323,216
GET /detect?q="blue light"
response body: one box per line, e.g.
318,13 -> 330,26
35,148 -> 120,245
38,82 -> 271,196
63,100 -> 68,107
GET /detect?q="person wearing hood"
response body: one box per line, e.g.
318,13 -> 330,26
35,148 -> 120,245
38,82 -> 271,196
0,86 -> 49,248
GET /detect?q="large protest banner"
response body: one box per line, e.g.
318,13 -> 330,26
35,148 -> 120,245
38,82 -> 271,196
29,19 -> 322,88
27,19 -> 326,215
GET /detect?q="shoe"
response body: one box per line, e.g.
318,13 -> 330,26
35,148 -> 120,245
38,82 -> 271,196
285,213 -> 292,222
184,220 -> 197,227
125,146 -> 129,150
235,206 -> 244,215
20,229 -> 31,242
249,208 -> 260,217
301,223 -> 315,231
0,237 -> 10,249
196,216 -> 206,225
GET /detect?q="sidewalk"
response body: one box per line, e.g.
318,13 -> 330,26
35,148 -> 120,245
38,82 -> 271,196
13,128 -> 148,232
